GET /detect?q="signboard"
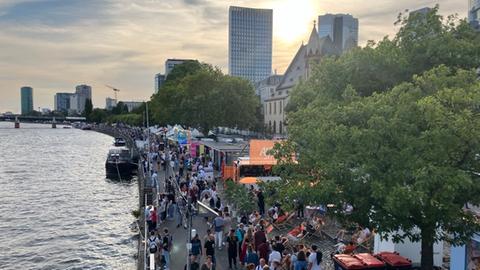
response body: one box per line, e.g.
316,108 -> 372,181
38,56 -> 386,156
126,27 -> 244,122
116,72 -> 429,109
249,140 -> 277,165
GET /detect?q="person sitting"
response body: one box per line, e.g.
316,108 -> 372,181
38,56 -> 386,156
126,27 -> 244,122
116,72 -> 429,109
354,226 -> 371,245
287,222 -> 307,242
344,241 -> 357,254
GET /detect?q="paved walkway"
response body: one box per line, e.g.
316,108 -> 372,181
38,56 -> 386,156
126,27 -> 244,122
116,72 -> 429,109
156,166 -> 231,270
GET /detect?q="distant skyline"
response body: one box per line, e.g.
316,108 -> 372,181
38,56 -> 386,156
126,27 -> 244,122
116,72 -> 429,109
0,0 -> 468,113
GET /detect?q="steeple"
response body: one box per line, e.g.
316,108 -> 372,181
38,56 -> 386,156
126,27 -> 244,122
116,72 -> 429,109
307,20 -> 320,55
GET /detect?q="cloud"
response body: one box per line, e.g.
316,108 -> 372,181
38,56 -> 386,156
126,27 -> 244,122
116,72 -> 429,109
0,0 -> 469,113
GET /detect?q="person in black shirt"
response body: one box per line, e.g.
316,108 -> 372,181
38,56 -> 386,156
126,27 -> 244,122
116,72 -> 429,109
226,229 -> 238,269
204,234 -> 216,264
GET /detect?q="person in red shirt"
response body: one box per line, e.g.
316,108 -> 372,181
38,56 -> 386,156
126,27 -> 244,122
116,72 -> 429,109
149,208 -> 157,232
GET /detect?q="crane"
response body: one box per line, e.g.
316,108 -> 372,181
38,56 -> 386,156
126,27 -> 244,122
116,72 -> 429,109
105,85 -> 120,100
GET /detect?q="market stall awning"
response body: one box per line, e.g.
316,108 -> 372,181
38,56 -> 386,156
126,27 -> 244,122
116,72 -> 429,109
239,177 -> 258,184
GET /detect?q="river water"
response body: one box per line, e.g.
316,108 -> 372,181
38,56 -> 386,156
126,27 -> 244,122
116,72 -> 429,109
0,122 -> 138,270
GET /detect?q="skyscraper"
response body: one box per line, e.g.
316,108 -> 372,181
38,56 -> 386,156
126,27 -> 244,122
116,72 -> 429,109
72,84 -> 92,114
155,73 -> 165,94
20,86 -> 33,115
318,14 -> 358,52
54,92 -> 73,112
229,6 -> 273,83
470,0 -> 480,30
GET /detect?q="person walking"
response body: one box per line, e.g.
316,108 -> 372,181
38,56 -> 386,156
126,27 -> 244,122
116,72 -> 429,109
161,228 -> 173,269
307,245 -> 322,270
294,250 -> 308,270
226,229 -> 238,269
244,245 -> 259,266
190,233 -> 202,260
212,212 -> 225,250
200,255 -> 215,270
255,258 -> 267,270
204,234 -> 216,265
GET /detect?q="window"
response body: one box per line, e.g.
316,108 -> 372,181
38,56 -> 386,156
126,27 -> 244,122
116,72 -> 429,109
273,120 -> 276,134
280,101 -> 282,114
274,102 -> 276,114
279,121 -> 283,134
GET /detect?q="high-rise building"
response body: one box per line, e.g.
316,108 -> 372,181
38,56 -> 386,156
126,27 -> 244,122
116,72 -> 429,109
20,86 -> 33,115
155,73 -> 166,94
165,59 -> 194,77
154,59 -> 195,94
105,97 -> 117,111
72,84 -> 92,114
470,0 -> 480,30
229,6 -> 273,83
318,14 -> 358,52
54,92 -> 74,112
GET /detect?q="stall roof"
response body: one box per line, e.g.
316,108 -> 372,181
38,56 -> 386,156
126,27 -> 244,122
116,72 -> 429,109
200,140 -> 248,153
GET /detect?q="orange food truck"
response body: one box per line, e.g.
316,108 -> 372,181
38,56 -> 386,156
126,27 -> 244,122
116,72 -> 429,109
222,140 -> 281,183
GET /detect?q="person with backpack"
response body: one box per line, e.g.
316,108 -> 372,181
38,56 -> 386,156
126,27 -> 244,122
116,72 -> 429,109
307,245 -> 322,270
147,231 -> 161,264
162,228 -> 173,269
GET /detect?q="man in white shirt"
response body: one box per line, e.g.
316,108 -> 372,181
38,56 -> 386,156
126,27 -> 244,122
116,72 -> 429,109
268,244 -> 281,269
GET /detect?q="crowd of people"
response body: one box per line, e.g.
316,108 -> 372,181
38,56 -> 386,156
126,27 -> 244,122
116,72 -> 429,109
116,125 -> 374,270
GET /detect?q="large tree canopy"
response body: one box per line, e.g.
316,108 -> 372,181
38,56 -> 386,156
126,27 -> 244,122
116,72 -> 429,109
287,7 -> 480,113
273,7 -> 480,270
150,62 -> 261,133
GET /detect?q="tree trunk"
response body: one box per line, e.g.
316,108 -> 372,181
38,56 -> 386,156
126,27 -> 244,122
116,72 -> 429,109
420,227 -> 435,270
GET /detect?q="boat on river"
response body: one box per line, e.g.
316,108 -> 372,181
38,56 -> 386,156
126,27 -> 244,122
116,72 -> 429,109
105,147 -> 137,178
113,137 -> 126,147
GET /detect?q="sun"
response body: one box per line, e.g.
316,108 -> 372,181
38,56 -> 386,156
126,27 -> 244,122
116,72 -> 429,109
274,0 -> 318,43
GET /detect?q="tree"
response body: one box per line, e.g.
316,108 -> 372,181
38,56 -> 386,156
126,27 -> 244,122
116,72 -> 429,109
274,8 -> 480,270
150,62 -> 261,134
111,102 -> 129,115
89,108 -> 108,123
275,67 -> 480,270
83,98 -> 93,120
287,7 -> 480,114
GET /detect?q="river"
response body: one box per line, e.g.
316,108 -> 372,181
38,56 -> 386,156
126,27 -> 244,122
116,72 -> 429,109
0,122 -> 138,270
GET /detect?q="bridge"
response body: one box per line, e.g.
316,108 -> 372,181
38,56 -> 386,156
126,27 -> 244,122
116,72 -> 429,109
0,115 -> 86,122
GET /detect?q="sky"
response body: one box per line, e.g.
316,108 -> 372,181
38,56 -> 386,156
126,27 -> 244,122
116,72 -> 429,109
0,0 -> 468,113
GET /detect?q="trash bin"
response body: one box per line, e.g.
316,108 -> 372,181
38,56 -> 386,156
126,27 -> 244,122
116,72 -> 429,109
375,252 -> 413,270
333,254 -> 365,270
354,253 -> 386,270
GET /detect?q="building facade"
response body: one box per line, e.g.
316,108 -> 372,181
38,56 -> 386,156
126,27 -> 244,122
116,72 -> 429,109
155,73 -> 166,94
229,6 -> 273,83
105,97 -> 117,111
20,86 -> 33,115
154,59 -> 195,93
71,84 -> 92,114
119,101 -> 143,112
470,0 -> 480,30
264,25 -> 340,135
255,74 -> 283,106
54,92 -> 73,112
165,59 -> 194,77
318,14 -> 358,52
